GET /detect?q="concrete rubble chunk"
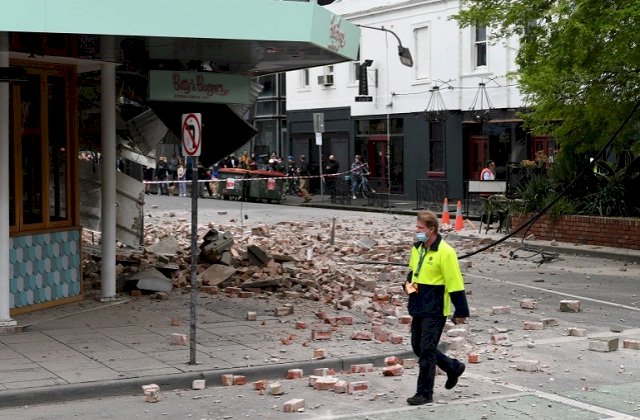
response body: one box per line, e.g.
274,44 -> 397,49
199,229 -> 234,263
192,379 -> 206,390
491,305 -> 511,315
269,382 -> 284,395
540,318 -> 559,327
146,236 -> 180,256
515,359 -> 539,372
247,244 -> 271,266
589,337 -> 619,352
142,384 -> 160,403
198,264 -> 236,286
519,299 -> 538,309
567,327 -> 587,337
560,300 -> 581,313
523,321 -> 544,330
133,268 -> 173,292
382,364 -> 404,376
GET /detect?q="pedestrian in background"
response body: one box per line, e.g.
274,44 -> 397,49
298,154 -> 312,203
405,210 -> 468,406
324,154 -> 339,201
177,161 -> 187,197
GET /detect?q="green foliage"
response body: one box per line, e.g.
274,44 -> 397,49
454,1 -> 640,156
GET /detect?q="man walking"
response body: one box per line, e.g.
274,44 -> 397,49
298,155 -> 312,203
405,211 -> 469,405
324,154 -> 339,201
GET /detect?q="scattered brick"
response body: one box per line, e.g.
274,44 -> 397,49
382,364 -> 404,376
384,356 -> 401,366
523,321 -> 544,330
541,318 -> 559,327
221,374 -> 234,386
295,321 -> 307,329
246,311 -> 257,321
491,333 -> 509,346
314,377 -> 339,390
130,289 -> 142,297
287,368 -> 304,379
589,338 -> 619,352
623,339 -> 640,350
238,291 -> 254,298
313,348 -> 326,359
314,367 -> 330,377
567,327 -> 587,337
142,384 -> 160,403
233,375 -> 246,386
333,379 -> 348,393
347,380 -> 370,394
311,329 -> 332,340
390,334 -> 404,344
253,380 -> 267,391
519,299 -> 538,310
268,382 -> 284,395
515,359 -> 539,372
283,398 -> 305,413
170,318 -> 182,327
467,353 -> 481,364
339,316 -> 353,325
560,300 -> 581,313
351,330 -> 374,341
491,305 -> 511,315
400,315 -> 412,324
170,333 -> 188,346
192,379 -> 206,390
275,307 -> 291,317
225,286 -> 242,295
351,363 -> 374,373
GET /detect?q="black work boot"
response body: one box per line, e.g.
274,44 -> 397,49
406,393 -> 433,405
445,362 -> 466,390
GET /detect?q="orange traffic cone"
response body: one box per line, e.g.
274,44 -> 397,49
440,198 -> 450,228
454,200 -> 464,231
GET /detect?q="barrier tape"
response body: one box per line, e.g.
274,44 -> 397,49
142,165 -> 369,185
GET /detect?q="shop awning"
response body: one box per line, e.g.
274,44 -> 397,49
1,0 -> 360,76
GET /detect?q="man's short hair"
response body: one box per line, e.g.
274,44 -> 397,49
486,160 -> 494,167
417,211 -> 439,232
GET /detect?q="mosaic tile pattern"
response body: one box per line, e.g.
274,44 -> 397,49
9,230 -> 81,308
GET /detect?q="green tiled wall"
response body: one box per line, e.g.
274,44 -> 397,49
9,230 -> 81,308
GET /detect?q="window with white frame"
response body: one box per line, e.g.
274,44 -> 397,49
474,24 -> 487,68
300,68 -> 310,88
350,62 -> 359,84
414,25 -> 430,80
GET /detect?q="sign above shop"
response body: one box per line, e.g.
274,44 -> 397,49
149,71 -> 251,104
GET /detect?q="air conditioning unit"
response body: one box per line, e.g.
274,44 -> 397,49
317,74 -> 334,86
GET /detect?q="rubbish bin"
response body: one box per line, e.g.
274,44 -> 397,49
248,170 -> 286,203
216,168 -> 251,200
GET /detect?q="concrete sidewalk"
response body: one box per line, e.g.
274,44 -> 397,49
1,194 -> 638,409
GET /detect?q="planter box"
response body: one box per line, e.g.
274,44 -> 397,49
511,214 -> 640,250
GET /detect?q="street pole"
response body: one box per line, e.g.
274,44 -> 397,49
189,157 -> 198,365
318,142 -> 324,202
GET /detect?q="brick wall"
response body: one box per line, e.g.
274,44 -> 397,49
511,214 -> 640,250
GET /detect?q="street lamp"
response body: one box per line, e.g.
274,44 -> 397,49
356,24 -> 413,67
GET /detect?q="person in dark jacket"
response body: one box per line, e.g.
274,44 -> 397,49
404,210 -> 469,405
324,154 -> 340,201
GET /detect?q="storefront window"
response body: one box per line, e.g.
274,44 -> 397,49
429,122 -> 445,173
9,63 -> 75,231
48,75 -> 68,221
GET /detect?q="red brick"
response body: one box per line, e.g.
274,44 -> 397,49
314,377 -> 338,390
384,356 -> 401,366
491,305 -> 511,314
351,363 -> 374,373
560,300 -> 581,313
295,321 -> 307,329
382,364 -> 404,376
333,379 -> 348,394
287,368 -> 304,379
491,333 -> 509,345
400,315 -> 412,324
351,330 -> 373,340
347,380 -> 369,394
523,321 -> 544,330
623,339 -> 640,350
170,333 -> 188,346
253,379 -> 267,391
311,329 -> 332,340
390,334 -> 404,344
467,353 -> 481,364
233,375 -> 246,386
221,374 -> 233,386
313,348 -> 326,359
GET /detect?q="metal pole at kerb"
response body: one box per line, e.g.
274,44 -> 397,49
313,113 -> 325,202
181,113 -> 202,366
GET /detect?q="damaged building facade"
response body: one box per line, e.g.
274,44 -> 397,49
0,0 -> 359,323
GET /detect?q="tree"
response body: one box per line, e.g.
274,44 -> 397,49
454,1 -> 640,157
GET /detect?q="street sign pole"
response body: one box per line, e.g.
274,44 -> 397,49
181,112 -> 202,366
189,156 -> 198,365
313,113 -> 325,202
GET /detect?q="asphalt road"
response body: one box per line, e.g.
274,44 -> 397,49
4,195 -> 637,419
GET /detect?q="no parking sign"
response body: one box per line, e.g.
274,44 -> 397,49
181,113 -> 202,157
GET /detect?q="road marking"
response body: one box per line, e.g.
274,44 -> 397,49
465,273 -> 640,312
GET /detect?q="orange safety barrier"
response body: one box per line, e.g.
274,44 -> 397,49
454,200 -> 464,231
440,198 -> 451,229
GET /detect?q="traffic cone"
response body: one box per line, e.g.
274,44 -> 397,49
440,198 -> 450,228
454,200 -> 464,231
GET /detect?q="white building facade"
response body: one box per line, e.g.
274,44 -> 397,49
286,0 -> 553,202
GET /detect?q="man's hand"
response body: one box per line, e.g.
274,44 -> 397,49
452,316 -> 467,325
